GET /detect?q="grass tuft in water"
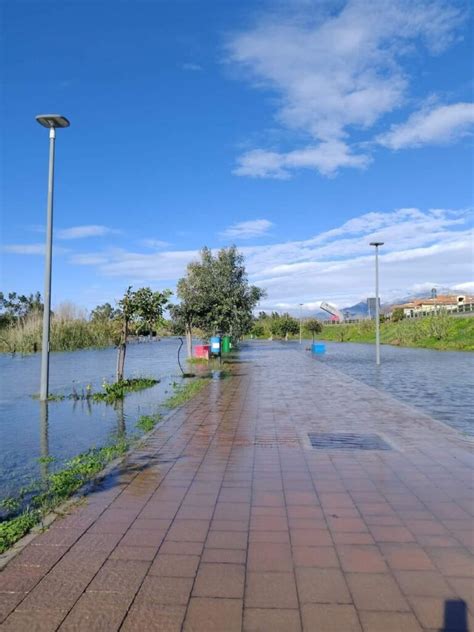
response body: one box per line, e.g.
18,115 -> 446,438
0,440 -> 129,554
135,413 -> 162,433
164,378 -> 210,409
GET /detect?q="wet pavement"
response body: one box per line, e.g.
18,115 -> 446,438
1,342 -> 473,631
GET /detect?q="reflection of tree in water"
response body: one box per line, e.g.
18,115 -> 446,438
39,401 -> 49,482
115,399 -> 126,438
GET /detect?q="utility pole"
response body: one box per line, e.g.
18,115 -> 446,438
299,303 -> 303,344
369,242 -> 384,365
36,114 -> 70,400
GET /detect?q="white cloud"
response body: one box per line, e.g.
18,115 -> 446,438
234,141 -> 370,178
220,219 -> 273,239
141,239 -> 171,250
227,0 -> 464,177
3,243 -> 69,255
66,207 -> 472,309
57,225 -> 117,239
377,102 -> 474,149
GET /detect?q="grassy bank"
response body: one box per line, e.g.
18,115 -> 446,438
0,313 -> 117,354
313,315 -> 474,351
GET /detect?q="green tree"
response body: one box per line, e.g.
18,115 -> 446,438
305,318 -> 322,342
392,307 -> 405,322
173,246 -> 265,353
0,291 -> 43,327
90,302 -> 118,322
271,313 -> 299,340
115,286 -> 171,381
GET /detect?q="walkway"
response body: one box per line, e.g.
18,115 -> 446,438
1,342 -> 473,631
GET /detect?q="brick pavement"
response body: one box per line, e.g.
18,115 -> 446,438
1,342 -> 473,631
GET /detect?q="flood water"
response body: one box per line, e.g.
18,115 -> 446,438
0,338 -> 473,501
299,340 -> 474,436
0,338 -> 191,499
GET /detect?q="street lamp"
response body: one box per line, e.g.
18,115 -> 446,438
299,303 -> 303,344
369,242 -> 384,365
36,114 -> 70,400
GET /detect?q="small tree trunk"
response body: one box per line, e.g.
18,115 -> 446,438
116,316 -> 128,382
186,324 -> 193,358
285,331 -> 289,341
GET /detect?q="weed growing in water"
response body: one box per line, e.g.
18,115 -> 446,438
135,413 -> 162,433
0,440 -> 129,554
164,377 -> 210,409
92,378 -> 158,403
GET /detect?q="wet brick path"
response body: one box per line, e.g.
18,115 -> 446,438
1,342 -> 473,631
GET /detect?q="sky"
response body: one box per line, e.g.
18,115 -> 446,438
1,0 -> 473,314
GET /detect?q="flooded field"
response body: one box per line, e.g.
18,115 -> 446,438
299,340 -> 474,436
0,338 -> 190,498
1,338 -> 472,500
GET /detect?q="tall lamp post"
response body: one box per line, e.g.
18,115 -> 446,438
36,114 -> 70,401
369,241 -> 384,365
299,303 -> 303,344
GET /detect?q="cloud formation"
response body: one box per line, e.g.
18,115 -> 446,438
220,219 -> 273,239
57,225 -> 116,239
3,243 -> 69,255
377,102 -> 474,149
227,0 -> 466,177
66,207 -> 472,308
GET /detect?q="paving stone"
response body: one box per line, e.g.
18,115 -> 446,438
184,597 -> 242,631
121,604 -> 186,632
301,604 -> 361,631
296,568 -> 352,604
192,563 -> 245,598
359,611 -> 423,631
347,573 -> 410,612
245,572 -> 299,609
244,608 -> 302,631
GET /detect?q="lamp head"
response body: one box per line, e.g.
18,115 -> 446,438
369,242 -> 384,247
35,114 -> 70,129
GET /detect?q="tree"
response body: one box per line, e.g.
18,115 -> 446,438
90,302 -> 118,322
305,318 -> 322,342
0,291 -> 43,327
392,307 -> 405,322
172,246 -> 265,353
115,286 -> 171,382
271,313 -> 299,340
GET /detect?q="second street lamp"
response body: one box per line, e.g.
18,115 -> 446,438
299,303 -> 303,344
369,241 -> 384,366
36,114 -> 70,401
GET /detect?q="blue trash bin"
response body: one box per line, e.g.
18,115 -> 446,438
210,336 -> 221,356
312,342 -> 326,355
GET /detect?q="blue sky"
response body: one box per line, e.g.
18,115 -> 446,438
1,0 -> 473,313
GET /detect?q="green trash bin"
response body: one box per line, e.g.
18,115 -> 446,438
222,335 -> 231,353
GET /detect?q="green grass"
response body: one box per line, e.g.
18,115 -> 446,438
30,377 -> 158,404
0,313 -> 118,354
0,440 -> 129,554
135,413 -> 162,433
92,378 -> 158,403
164,377 -> 211,408
314,315 -> 474,351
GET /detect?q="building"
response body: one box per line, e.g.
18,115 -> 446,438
395,295 -> 474,318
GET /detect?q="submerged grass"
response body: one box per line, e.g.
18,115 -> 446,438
30,377 -> 158,404
92,378 -> 158,403
164,377 -> 211,408
135,413 -> 162,433
0,440 -> 128,554
0,371 -> 223,554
